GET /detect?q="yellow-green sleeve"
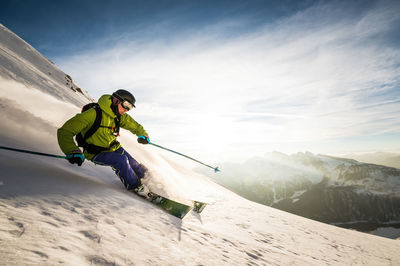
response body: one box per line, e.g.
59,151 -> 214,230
120,114 -> 149,138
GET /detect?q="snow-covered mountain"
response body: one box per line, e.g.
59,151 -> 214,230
0,24 -> 93,107
203,152 -> 400,232
1,24 -> 400,265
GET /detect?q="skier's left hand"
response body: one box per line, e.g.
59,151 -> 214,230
137,136 -> 150,144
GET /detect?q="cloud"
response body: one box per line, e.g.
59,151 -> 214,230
56,1 -> 400,161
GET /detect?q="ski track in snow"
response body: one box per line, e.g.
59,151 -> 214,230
0,24 -> 399,265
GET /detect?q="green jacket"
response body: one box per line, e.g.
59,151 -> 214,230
57,94 -> 148,160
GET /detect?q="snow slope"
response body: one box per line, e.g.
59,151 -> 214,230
0,24 -> 93,107
1,24 -> 400,265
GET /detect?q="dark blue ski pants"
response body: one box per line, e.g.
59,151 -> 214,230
92,147 -> 146,190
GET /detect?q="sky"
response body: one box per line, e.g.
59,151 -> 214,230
2,0 -> 400,163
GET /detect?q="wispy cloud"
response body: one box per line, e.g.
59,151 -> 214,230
56,0 -> 400,161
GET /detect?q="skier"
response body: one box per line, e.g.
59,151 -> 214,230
57,89 -> 151,198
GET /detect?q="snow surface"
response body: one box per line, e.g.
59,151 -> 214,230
1,24 -> 400,265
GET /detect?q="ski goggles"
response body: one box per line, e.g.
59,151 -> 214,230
113,94 -> 135,111
121,100 -> 134,111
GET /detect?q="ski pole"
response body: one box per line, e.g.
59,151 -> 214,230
149,142 -> 220,173
0,145 -> 66,159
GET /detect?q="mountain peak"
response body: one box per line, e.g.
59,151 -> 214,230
0,24 -> 93,107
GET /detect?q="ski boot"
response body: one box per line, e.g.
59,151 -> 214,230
134,183 -> 151,200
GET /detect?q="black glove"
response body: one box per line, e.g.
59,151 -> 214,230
66,152 -> 85,166
137,136 -> 150,144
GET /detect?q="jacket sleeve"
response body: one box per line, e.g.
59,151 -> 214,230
120,114 -> 149,138
57,109 -> 96,155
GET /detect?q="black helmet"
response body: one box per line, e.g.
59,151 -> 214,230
112,89 -> 136,108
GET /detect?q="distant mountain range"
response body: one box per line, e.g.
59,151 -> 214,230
342,152 -> 400,169
202,152 -> 400,230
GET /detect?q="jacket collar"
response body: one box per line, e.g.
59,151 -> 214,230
98,94 -> 117,118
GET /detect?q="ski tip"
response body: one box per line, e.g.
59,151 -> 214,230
193,201 -> 207,213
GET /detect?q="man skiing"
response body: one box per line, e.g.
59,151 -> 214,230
57,89 -> 151,198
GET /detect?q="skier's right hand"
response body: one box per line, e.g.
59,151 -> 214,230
137,135 -> 150,144
66,151 -> 85,166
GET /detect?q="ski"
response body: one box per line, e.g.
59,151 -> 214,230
144,192 -> 193,219
132,189 -> 207,218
